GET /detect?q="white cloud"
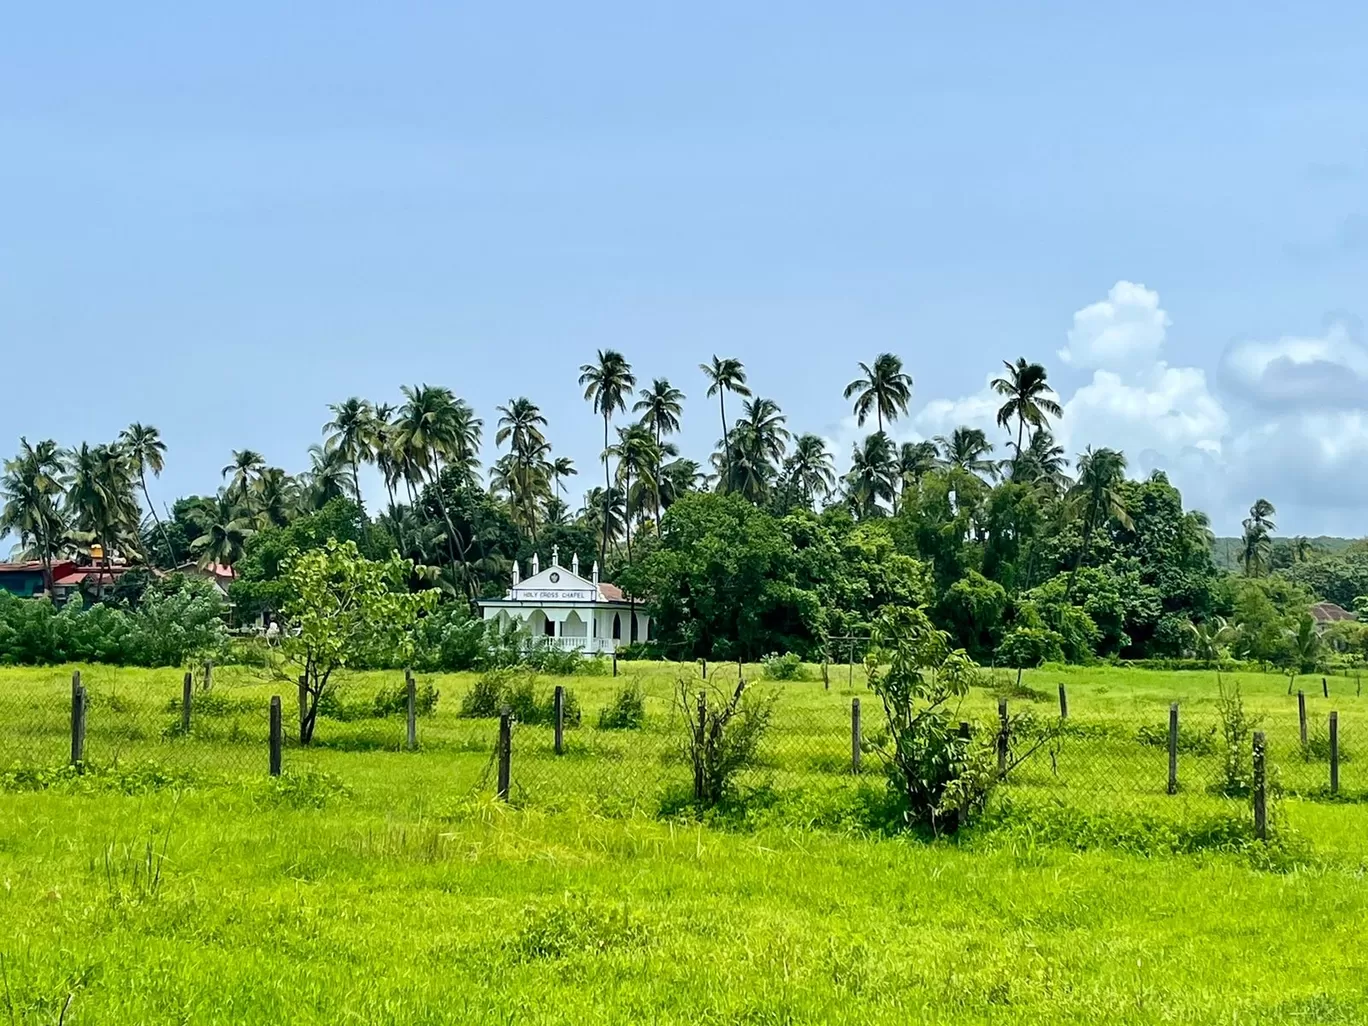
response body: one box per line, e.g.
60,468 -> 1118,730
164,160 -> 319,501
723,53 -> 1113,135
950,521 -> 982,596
1220,321 -> 1368,409
1058,280 -> 1170,370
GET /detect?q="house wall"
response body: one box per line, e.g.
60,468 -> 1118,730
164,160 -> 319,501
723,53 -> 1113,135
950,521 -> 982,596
482,603 -> 650,652
0,570 -> 46,598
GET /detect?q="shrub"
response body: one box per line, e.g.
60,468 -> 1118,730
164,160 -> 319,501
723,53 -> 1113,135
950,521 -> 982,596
760,652 -> 809,681
1215,679 -> 1259,797
371,679 -> 440,718
996,627 -> 1065,669
597,681 -> 646,730
678,677 -> 775,806
1302,725 -> 1350,764
1135,721 -> 1217,756
459,668 -> 579,726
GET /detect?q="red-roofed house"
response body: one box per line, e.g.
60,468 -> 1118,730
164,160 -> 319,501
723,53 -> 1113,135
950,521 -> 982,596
0,561 -> 76,598
51,564 -> 142,603
477,546 -> 646,653
177,562 -> 237,596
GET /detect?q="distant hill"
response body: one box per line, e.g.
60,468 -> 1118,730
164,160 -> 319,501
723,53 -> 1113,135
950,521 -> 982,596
1210,536 -> 1362,572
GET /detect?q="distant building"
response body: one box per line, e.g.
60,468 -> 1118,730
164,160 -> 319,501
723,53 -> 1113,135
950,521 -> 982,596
0,561 -> 76,599
477,546 -> 647,653
1310,601 -> 1356,627
51,564 -> 143,604
176,562 -> 237,597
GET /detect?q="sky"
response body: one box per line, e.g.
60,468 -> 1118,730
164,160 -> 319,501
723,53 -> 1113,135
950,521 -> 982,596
2,2 -> 1367,536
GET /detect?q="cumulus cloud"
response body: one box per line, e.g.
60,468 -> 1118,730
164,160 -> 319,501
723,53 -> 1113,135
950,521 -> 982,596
1058,280 -> 1170,370
1220,320 -> 1368,409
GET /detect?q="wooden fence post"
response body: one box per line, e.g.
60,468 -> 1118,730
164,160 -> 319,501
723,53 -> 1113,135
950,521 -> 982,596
693,691 -> 707,802
612,652 -> 618,677
1323,677 -> 1329,698
1298,690 -> 1308,746
405,669 -> 417,751
70,670 -> 85,767
738,659 -> 744,683
553,685 -> 565,755
848,641 -> 854,688
203,659 -> 213,693
851,698 -> 862,774
181,670 -> 193,735
269,696 -> 282,777
957,720 -> 972,830
1330,711 -> 1339,796
496,706 -> 512,800
1167,702 -> 1179,795
1252,730 -> 1267,840
1058,683 -> 1068,720
997,698 -> 1009,775
701,658 -> 707,680
822,653 -> 830,690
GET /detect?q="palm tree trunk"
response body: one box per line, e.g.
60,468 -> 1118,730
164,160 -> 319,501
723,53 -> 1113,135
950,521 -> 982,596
140,473 -> 174,567
600,413 -> 611,568
718,392 -> 730,489
423,457 -> 461,571
1015,416 -> 1025,473
624,469 -> 633,561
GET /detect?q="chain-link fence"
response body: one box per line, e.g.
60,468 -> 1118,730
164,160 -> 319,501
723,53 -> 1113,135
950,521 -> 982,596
4,663 -> 1365,848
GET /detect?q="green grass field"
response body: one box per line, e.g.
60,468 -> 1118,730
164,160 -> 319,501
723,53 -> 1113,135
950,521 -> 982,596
3,662 -> 1368,1022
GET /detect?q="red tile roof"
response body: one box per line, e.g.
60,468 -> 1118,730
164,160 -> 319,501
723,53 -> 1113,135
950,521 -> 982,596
0,562 -> 48,573
53,566 -> 140,587
1311,601 -> 1356,623
597,582 -> 625,602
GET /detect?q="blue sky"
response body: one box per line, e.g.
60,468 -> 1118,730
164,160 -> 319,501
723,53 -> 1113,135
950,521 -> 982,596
3,2 -> 1367,535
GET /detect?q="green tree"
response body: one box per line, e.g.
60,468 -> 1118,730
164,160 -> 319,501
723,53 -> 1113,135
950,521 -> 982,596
781,434 -> 836,510
188,492 -> 255,573
935,427 -> 998,479
1240,498 -> 1276,577
845,432 -> 897,518
280,538 -> 437,743
221,449 -> 266,501
843,353 -> 914,434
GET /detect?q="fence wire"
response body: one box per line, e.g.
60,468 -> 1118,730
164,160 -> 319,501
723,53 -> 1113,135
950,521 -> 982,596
3,663 -> 1364,845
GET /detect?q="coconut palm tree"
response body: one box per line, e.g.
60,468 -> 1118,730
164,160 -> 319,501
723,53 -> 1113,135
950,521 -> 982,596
1066,446 -> 1132,596
396,384 -> 467,571
304,442 -> 355,508
1292,536 -> 1316,564
657,458 -> 703,512
783,434 -> 837,509
188,491 -> 255,574
843,353 -> 913,434
610,422 -> 662,558
633,378 -> 685,445
119,423 -> 172,562
740,396 -> 789,466
221,449 -> 266,501
579,350 -> 636,566
992,358 -> 1063,464
324,397 -> 375,506
494,397 -> 548,455
1188,616 -> 1234,669
248,467 -> 297,530
65,442 -> 142,584
845,433 -> 898,518
0,438 -> 66,593
935,427 -> 998,479
896,440 -> 940,508
700,356 -> 751,485
580,486 -> 626,558
550,456 -> 577,499
1010,428 -> 1070,493
1240,499 -> 1277,577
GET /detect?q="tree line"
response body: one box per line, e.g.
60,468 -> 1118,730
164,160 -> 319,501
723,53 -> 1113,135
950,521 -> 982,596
3,351 -> 1358,668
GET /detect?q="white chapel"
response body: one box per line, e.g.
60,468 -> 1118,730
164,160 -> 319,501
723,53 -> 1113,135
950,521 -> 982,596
477,546 -> 648,654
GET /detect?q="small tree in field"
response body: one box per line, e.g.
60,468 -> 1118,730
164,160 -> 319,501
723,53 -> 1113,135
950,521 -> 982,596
280,538 -> 436,743
865,605 -> 997,833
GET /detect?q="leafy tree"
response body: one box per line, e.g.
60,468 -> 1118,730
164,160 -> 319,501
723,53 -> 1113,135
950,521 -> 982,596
1240,498 -> 1276,578
937,570 -> 1008,659
935,427 -> 998,479
843,353 -> 913,434
279,539 -> 437,743
844,432 -> 897,518
1065,446 -> 1131,597
780,434 -> 836,510
222,449 -> 266,501
188,492 -> 255,573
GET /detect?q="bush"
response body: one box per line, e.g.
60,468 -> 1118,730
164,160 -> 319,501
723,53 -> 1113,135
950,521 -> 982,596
1215,680 -> 1259,797
678,677 -> 775,806
597,681 -> 646,730
459,668 -> 580,726
760,652 -> 809,681
1135,721 -> 1216,756
371,678 -> 440,718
